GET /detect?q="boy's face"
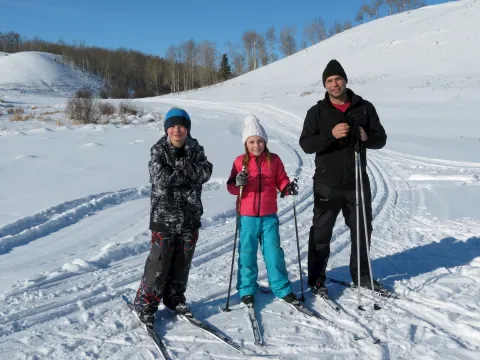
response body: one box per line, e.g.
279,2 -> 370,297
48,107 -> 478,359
167,125 -> 188,146
246,136 -> 265,156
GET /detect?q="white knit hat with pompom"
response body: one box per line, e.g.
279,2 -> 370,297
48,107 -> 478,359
242,114 -> 268,144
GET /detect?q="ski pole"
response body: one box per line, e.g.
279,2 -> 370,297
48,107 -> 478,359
292,178 -> 305,302
224,167 -> 246,312
357,151 -> 381,311
355,151 -> 364,311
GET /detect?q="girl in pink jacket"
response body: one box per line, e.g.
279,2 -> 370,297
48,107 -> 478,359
227,114 -> 299,306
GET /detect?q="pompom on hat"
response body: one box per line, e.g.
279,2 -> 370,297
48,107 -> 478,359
241,114 -> 268,144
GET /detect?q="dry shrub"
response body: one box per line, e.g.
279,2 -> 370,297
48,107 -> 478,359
7,107 -> 24,114
65,89 -> 99,124
98,102 -> 116,116
41,110 -> 61,116
9,113 -> 33,122
119,101 -> 139,116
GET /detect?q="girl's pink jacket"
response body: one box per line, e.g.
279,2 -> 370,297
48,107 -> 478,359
227,152 -> 291,216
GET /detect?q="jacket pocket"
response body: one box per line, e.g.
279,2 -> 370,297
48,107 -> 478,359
314,182 -> 344,201
315,157 -> 327,174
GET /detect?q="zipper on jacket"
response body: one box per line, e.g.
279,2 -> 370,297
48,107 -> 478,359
343,110 -> 351,186
257,158 -> 262,217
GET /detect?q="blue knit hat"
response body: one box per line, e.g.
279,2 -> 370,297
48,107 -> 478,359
164,107 -> 191,134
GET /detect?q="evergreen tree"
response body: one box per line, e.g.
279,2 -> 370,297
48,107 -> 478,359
218,54 -> 232,81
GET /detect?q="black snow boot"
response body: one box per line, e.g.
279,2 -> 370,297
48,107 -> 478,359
354,276 -> 389,296
241,295 -> 254,305
282,292 -> 298,304
311,282 -> 329,298
173,302 -> 193,317
136,307 -> 156,329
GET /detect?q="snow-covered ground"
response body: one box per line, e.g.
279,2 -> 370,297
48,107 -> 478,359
0,1 -> 479,359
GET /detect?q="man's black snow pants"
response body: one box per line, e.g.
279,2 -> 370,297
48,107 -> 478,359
307,179 -> 373,288
134,230 -> 198,312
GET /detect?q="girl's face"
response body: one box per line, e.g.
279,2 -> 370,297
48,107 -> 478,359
246,136 -> 265,156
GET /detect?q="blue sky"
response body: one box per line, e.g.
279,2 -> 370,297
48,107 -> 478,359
1,0 -> 451,57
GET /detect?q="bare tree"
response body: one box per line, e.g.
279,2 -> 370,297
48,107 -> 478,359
0,31 -> 21,52
402,0 -> 426,11
304,22 -> 316,46
256,34 -> 268,66
384,0 -> 397,15
227,41 -> 245,76
393,0 -> 405,13
166,45 -> 178,93
242,31 -> 259,71
328,21 -> 344,37
265,27 -> 277,64
343,20 -> 353,31
360,4 -> 376,21
304,17 -> 326,46
180,39 -> 197,90
279,26 -> 296,57
373,0 -> 384,17
145,57 -> 163,95
315,18 -> 327,43
355,9 -> 365,24
198,41 -> 218,86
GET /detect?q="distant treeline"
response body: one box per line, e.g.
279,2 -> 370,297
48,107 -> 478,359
0,0 -> 424,98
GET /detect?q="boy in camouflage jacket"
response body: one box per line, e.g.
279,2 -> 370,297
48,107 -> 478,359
134,107 -> 213,327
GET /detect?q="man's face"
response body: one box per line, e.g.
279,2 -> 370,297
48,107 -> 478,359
325,75 -> 347,99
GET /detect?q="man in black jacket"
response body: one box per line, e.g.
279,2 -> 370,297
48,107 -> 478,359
299,59 -> 387,297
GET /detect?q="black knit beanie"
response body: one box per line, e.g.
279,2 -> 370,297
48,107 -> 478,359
322,59 -> 348,86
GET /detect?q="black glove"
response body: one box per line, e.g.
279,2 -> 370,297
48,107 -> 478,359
280,181 -> 298,198
235,171 -> 248,187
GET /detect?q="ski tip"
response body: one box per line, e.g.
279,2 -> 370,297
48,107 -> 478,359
373,338 -> 381,344
374,304 -> 382,311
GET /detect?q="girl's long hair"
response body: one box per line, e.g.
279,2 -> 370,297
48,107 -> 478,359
242,142 -> 271,169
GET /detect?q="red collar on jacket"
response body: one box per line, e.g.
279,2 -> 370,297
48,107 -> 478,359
247,152 -> 267,162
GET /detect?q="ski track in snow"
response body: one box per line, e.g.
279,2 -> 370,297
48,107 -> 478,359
1,100 -> 479,359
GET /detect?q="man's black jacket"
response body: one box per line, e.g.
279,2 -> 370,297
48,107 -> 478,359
299,89 -> 387,189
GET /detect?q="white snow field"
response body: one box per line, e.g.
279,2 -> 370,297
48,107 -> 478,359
0,1 -> 479,359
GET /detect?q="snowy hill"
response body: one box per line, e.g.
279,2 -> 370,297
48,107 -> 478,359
0,1 -> 479,359
0,51 -> 101,96
164,0 -> 479,157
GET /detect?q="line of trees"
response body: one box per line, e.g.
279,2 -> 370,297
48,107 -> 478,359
0,0 -> 424,98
